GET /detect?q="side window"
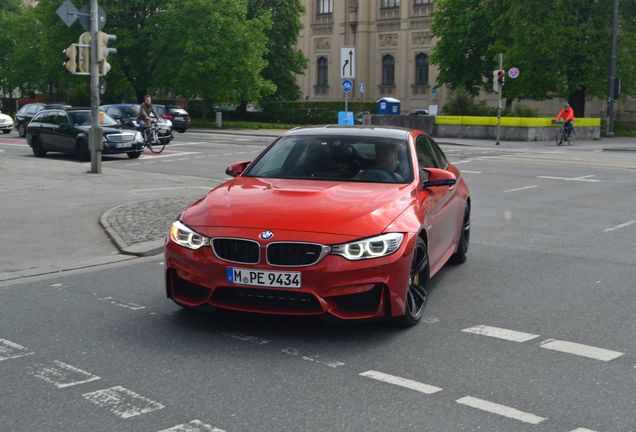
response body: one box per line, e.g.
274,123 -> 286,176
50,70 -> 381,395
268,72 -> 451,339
415,135 -> 437,169
427,137 -> 448,169
31,112 -> 45,122
40,112 -> 56,124
56,112 -> 69,125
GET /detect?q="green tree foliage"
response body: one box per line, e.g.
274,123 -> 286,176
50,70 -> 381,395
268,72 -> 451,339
247,0 -> 307,101
431,0 -> 636,115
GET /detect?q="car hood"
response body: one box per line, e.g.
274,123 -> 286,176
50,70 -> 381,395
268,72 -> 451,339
0,113 -> 12,122
76,125 -> 124,135
182,177 -> 415,237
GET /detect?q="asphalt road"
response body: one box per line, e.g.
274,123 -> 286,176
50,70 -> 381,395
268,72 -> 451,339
1,130 -> 635,431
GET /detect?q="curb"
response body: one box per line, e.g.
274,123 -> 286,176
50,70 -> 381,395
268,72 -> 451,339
99,205 -> 165,257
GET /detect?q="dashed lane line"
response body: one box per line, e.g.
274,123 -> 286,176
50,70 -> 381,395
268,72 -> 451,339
538,175 -> 601,182
82,386 -> 165,419
0,338 -> 35,361
461,325 -> 540,343
98,296 -> 146,311
539,339 -> 624,362
158,420 -> 226,432
359,370 -> 443,395
281,347 -> 346,368
604,219 -> 635,233
28,360 -> 101,388
456,396 -> 547,425
504,185 -> 538,193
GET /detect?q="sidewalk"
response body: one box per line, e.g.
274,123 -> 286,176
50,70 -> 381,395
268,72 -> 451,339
97,133 -> 636,259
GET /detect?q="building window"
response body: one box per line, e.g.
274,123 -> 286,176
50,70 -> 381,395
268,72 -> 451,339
317,57 -> 328,87
381,0 -> 400,8
317,0 -> 333,14
415,53 -> 429,85
414,0 -> 433,5
382,55 -> 395,86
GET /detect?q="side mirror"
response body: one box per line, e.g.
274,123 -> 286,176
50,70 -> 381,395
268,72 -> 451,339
225,160 -> 251,177
421,168 -> 456,188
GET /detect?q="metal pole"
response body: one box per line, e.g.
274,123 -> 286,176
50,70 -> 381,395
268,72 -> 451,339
496,53 -> 503,145
345,90 -> 348,113
89,0 -> 102,173
606,0 -> 619,137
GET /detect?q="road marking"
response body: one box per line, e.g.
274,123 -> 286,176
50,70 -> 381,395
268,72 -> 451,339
223,332 -> 271,345
158,419 -> 226,432
462,325 -> 540,343
359,370 -> 443,394
98,296 -> 146,311
460,170 -> 483,174
282,347 -> 345,368
456,396 -> 546,424
0,339 -> 35,361
129,186 -> 212,193
604,220 -> 635,233
82,386 -> 164,419
539,339 -> 624,362
538,175 -> 601,182
28,360 -> 101,388
570,428 -> 598,432
504,185 -> 538,193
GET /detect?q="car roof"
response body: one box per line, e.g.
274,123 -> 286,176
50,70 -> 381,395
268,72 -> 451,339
284,125 -> 415,140
101,103 -> 137,107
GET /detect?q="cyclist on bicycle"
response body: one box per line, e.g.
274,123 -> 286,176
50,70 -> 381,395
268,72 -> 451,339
555,102 -> 575,145
137,95 -> 159,141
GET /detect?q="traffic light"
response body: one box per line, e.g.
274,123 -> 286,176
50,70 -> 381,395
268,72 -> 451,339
77,32 -> 91,74
63,43 -> 78,74
492,70 -> 505,92
96,31 -> 117,76
497,70 -> 505,85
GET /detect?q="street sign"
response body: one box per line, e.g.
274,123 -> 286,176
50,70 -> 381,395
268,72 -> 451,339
56,0 -> 79,28
340,47 -> 356,79
79,3 -> 106,31
338,111 -> 354,125
341,79 -> 353,93
359,83 -> 365,94
508,67 -> 520,79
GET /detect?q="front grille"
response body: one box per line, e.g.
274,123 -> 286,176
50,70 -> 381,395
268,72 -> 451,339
213,287 -> 321,312
267,242 -> 326,266
106,133 -> 136,143
212,238 -> 259,264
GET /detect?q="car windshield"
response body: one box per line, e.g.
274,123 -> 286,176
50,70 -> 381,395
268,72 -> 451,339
245,135 -> 413,183
69,111 -> 118,127
119,106 -> 138,116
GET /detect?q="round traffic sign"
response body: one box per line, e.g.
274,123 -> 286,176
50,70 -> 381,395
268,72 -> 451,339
508,67 -> 520,79
341,79 -> 353,93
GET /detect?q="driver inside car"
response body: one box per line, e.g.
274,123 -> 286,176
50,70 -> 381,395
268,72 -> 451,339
372,142 -> 404,181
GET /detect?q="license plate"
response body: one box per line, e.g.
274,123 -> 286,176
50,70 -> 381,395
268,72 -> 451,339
115,142 -> 132,148
226,267 -> 301,288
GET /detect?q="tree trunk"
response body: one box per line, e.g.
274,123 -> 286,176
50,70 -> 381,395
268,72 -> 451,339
505,98 -> 513,111
568,88 -> 586,117
202,97 -> 209,121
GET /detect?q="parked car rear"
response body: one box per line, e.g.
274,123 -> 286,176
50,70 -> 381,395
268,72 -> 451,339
153,104 -> 191,133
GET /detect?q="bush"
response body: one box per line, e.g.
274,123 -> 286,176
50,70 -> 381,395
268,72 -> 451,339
442,89 -> 497,116
259,101 -> 377,124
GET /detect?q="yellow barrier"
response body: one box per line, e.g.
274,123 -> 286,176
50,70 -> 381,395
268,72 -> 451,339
435,116 -> 601,127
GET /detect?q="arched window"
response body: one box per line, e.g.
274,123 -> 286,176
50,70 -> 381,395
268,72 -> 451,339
382,55 -> 395,86
415,53 -> 429,85
317,57 -> 328,87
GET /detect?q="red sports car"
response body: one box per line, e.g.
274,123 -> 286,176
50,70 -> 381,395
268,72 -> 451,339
164,126 -> 470,325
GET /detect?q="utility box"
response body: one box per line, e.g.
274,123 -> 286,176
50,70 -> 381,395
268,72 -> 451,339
377,97 -> 401,115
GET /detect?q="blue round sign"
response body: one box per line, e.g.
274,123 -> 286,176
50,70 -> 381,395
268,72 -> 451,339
341,79 -> 353,93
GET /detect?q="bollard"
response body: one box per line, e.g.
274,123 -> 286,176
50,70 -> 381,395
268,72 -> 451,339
215,111 -> 222,128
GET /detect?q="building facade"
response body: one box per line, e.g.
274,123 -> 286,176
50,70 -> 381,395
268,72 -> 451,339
296,0 -> 443,113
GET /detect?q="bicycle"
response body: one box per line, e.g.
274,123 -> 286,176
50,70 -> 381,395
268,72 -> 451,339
552,120 -> 574,146
140,121 -> 166,154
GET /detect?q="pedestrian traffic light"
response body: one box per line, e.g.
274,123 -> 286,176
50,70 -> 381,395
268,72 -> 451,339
63,43 -> 78,74
77,32 -> 92,74
96,31 -> 117,76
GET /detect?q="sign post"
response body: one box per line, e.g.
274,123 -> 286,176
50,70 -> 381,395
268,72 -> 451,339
496,53 -> 503,146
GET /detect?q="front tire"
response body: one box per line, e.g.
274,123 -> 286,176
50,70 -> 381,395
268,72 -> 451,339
127,151 -> 142,159
18,123 -> 26,137
395,237 -> 430,326
31,136 -> 47,157
450,204 -> 470,264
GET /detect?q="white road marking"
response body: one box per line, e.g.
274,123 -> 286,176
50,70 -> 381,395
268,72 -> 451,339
539,339 -> 624,362
223,332 -> 271,345
570,428 -> 598,432
538,175 -> 601,182
98,296 -> 146,311
158,419 -> 225,432
28,360 -> 101,388
129,186 -> 211,192
604,220 -> 635,233
504,185 -> 538,193
282,347 -> 345,368
459,170 -> 483,174
462,325 -> 540,343
456,396 -> 546,424
0,339 -> 35,361
82,386 -> 165,419
50,283 -> 64,288
359,370 -> 443,395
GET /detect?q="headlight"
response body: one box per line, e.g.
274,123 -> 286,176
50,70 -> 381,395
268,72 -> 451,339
331,233 -> 404,260
169,221 -> 210,250
135,132 -> 143,141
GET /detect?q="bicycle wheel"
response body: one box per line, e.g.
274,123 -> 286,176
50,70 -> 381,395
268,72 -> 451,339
555,127 -> 563,146
147,130 -> 165,154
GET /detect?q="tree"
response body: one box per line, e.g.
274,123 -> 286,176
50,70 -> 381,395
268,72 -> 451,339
247,0 -> 307,101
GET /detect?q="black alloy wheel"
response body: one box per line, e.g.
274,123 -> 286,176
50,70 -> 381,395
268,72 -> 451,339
18,123 -> 26,137
31,136 -> 47,157
127,151 -> 142,159
450,204 -> 470,264
396,237 -> 430,326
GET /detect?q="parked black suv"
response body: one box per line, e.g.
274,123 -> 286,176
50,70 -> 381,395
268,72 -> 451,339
27,107 -> 145,160
100,103 -> 173,143
153,104 -> 191,133
14,103 -> 71,137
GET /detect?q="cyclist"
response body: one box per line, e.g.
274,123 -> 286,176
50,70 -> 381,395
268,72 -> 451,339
555,102 -> 575,145
137,95 -> 159,142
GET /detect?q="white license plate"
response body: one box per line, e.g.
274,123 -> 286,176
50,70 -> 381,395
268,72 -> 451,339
226,267 -> 301,288
115,142 -> 132,148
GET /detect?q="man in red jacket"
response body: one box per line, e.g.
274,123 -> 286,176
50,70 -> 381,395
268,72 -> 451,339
555,102 -> 575,145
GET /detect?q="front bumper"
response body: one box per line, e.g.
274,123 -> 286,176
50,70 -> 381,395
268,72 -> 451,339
164,232 -> 417,320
